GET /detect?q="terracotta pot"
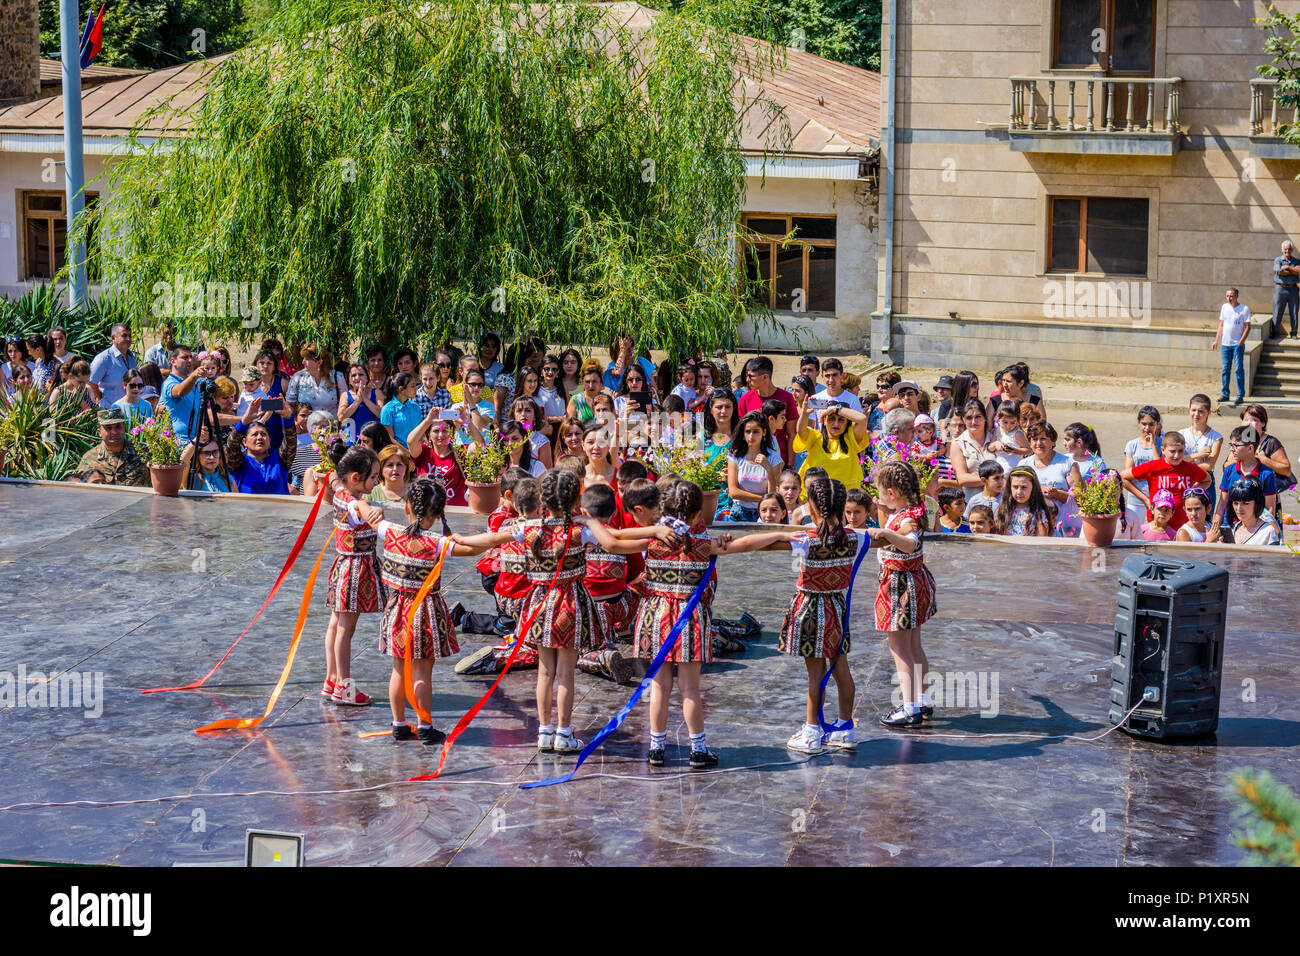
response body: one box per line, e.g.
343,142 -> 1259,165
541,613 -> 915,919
465,480 -> 501,515
1080,513 -> 1120,548
701,488 -> 720,523
149,464 -> 185,496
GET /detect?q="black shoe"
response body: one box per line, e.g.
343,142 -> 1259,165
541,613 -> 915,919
1233,397 -> 1244,406
450,602 -> 466,626
417,726 -> 446,745
879,706 -> 924,728
1218,394 -> 1230,402
688,749 -> 719,770
647,748 -> 665,767
921,705 -> 934,720
392,724 -> 415,741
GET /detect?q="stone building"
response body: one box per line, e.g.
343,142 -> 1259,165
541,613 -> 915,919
875,0 -> 1300,395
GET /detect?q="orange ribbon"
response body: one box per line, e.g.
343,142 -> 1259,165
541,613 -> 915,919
143,483 -> 329,695
194,535 -> 330,735
410,534 -> 570,781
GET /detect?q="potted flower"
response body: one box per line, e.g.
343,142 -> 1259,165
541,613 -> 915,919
1072,468 -> 1122,547
129,407 -> 185,495
862,435 -> 938,498
455,427 -> 525,514
629,443 -> 727,521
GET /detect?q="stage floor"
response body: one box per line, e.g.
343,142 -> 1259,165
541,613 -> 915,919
2,482 -> 1297,866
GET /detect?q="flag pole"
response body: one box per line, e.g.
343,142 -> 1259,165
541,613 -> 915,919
59,0 -> 88,311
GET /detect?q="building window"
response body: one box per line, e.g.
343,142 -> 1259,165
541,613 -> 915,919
741,213 -> 836,313
21,190 -> 98,281
1048,196 -> 1148,276
1053,0 -> 1154,74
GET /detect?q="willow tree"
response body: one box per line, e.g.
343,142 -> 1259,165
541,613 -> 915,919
81,0 -> 792,357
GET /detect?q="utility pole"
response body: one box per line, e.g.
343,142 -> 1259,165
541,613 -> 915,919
59,0 -> 88,309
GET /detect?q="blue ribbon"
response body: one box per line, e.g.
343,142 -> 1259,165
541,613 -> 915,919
521,556 -> 718,789
815,531 -> 870,739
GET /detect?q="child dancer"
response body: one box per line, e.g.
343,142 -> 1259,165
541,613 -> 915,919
780,476 -> 869,754
995,467 -> 1054,536
454,466 -> 530,638
576,483 -> 644,685
323,442 -> 385,706
871,460 -> 937,728
367,479 -> 499,741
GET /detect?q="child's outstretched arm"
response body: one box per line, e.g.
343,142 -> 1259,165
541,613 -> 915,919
714,528 -> 799,554
450,529 -> 515,555
868,518 -> 919,553
573,516 -> 674,553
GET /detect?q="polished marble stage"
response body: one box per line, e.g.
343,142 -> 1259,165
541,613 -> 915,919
1,482 -> 1296,866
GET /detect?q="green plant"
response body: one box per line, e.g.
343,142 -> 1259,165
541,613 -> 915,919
1072,468 -> 1122,517
456,429 -> 526,484
629,442 -> 725,491
1230,768 -> 1300,866
0,388 -> 98,480
128,406 -> 183,466
862,434 -> 936,497
0,284 -> 116,359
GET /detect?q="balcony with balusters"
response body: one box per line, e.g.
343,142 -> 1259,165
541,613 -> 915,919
1249,78 -> 1300,159
1007,75 -> 1182,155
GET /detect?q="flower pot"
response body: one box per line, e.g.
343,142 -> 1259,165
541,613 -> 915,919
701,488 -> 720,523
1080,513 -> 1120,548
149,464 -> 185,496
465,481 -> 501,515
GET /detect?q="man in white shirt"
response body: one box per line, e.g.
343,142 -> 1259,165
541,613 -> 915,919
812,357 -> 864,414
1211,287 -> 1251,405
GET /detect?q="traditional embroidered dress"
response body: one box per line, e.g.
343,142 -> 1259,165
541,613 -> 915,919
515,519 -> 601,652
633,524 -> 715,663
585,544 -> 639,642
325,487 -> 383,613
376,521 -> 458,659
778,529 -> 869,658
494,533 -> 530,623
874,505 -> 936,631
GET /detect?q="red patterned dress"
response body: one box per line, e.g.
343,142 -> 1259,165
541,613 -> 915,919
325,487 -> 383,613
633,525 -> 715,664
874,505 -> 936,631
779,529 -> 869,658
585,545 -> 639,642
494,533 -> 530,623
515,519 -> 601,652
376,521 -> 458,659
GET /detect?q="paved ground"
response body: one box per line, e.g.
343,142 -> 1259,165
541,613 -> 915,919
2,482 -> 1296,866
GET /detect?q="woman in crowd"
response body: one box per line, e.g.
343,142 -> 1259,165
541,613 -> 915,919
1227,476 -> 1282,545
4,362 -> 34,397
793,394 -> 871,492
1124,405 -> 1164,539
408,406 -> 471,506
613,363 -> 657,444
339,362 -> 384,439
605,335 -> 656,393
475,333 -> 504,387
936,370 -> 979,425
949,399 -> 997,500
212,346 -> 233,380
3,337 -> 32,392
726,410 -> 780,521
567,360 -> 605,423
286,346 -> 339,414
1240,404 -> 1293,519
1180,394 -> 1223,511
181,428 -> 234,492
367,443 -> 414,505
703,389 -> 739,518
509,397 -> 554,467
26,334 -> 58,393
496,419 -> 547,478
224,397 -> 298,494
558,348 -> 584,397
238,349 -> 293,450
48,358 -> 96,411
1059,423 -> 1107,538
392,347 -> 419,379
555,416 -> 587,465
380,372 -> 423,448
1018,422 -> 1072,530
988,364 -> 1043,423
358,421 -> 392,455
364,345 -> 391,400
113,370 -> 153,423
536,354 -> 568,424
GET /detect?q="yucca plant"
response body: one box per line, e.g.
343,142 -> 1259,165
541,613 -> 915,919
0,387 -> 99,480
0,284 -> 116,358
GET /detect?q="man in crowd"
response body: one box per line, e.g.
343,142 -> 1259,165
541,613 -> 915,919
72,409 -> 148,486
814,357 -> 863,412
88,323 -> 138,408
1212,287 -> 1251,405
160,345 -> 202,445
144,323 -> 177,371
894,379 -> 922,416
738,356 -> 797,463
1272,238 -> 1300,339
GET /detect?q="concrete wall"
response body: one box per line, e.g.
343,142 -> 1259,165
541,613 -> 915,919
877,0 -> 1300,374
737,174 -> 878,352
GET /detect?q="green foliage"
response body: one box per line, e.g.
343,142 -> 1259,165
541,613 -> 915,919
456,429 -> 526,484
127,405 -> 183,465
1072,468 -> 1121,517
1230,768 -> 1300,866
0,284 -> 116,358
629,441 -> 725,490
0,387 -> 98,480
38,0 -> 251,71
78,0 -> 789,360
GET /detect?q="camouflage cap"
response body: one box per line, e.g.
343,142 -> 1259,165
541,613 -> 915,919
97,408 -> 126,425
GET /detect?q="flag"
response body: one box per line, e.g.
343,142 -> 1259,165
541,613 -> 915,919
79,4 -> 107,70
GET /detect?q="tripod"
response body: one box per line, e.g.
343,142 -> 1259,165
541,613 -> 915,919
185,381 -> 232,492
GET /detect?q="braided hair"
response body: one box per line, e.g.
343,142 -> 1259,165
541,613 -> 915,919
336,446 -> 378,492
405,477 -> 451,538
805,475 -> 848,550
533,469 -> 581,561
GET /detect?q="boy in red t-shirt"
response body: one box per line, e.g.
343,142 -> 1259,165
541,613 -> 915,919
452,467 -> 531,637
1121,431 -> 1211,529
737,356 -> 797,464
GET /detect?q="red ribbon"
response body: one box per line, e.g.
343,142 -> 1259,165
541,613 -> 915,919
411,531 -> 571,781
141,483 -> 329,694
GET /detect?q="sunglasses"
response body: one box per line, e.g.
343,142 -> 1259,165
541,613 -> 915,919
126,382 -> 142,389
436,361 -> 451,368
199,448 -> 220,456
542,366 -> 558,373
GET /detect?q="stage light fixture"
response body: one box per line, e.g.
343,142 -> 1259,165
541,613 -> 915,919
245,829 -> 305,867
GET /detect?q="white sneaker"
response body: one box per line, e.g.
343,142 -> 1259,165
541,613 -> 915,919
553,731 -> 584,753
537,730 -> 555,752
824,727 -> 858,751
330,678 -> 372,707
786,727 -> 826,755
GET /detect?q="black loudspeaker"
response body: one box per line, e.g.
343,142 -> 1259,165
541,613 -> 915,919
1109,555 -> 1229,739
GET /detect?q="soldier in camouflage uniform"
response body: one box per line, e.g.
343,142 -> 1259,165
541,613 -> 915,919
73,409 -> 149,486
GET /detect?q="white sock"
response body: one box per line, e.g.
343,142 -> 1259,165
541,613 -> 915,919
921,692 -> 932,706
904,702 -> 921,716
650,731 -> 666,749
803,722 -> 821,738
539,724 -> 555,735
392,721 -> 405,728
557,726 -> 572,737
689,731 -> 708,753
418,724 -> 432,731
